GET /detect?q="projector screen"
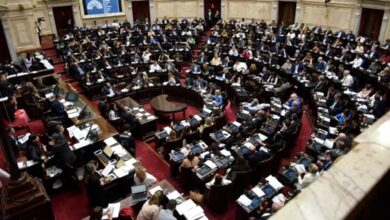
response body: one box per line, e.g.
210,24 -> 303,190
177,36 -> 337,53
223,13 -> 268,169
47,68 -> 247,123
80,0 -> 124,18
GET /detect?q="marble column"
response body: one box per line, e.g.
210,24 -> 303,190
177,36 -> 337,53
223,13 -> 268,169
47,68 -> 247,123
272,0 -> 278,22
127,1 -> 134,25
379,10 -> 389,42
48,8 -> 57,36
149,0 -> 156,24
295,0 -> 301,23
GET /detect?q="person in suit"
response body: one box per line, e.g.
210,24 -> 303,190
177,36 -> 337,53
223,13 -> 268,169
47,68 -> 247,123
84,160 -> 105,208
26,135 -> 45,162
247,145 -> 272,168
6,126 -> 21,156
0,73 -> 15,97
315,57 -> 327,72
118,123 -> 136,156
49,94 -> 66,117
50,133 -> 77,168
313,75 -> 327,92
328,93 -> 344,115
226,156 -> 251,181
372,94 -> 386,119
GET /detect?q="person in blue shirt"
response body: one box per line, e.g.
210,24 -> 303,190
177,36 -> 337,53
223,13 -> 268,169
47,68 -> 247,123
213,90 -> 223,107
335,109 -> 352,125
285,93 -> 302,109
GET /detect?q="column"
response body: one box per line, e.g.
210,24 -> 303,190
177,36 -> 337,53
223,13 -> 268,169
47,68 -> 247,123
199,0 -> 204,19
48,8 -> 58,36
379,10 -> 389,42
72,3 -> 82,26
353,8 -> 361,34
149,0 -> 156,24
272,0 -> 278,22
295,0 -> 301,23
1,18 -> 17,60
127,1 -> 134,25
221,0 -> 225,20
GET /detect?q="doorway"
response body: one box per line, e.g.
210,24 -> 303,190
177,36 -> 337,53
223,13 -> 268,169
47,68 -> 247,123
132,1 -> 150,23
278,1 -> 297,25
0,22 -> 11,63
359,8 -> 384,40
204,0 -> 221,25
52,6 -> 74,36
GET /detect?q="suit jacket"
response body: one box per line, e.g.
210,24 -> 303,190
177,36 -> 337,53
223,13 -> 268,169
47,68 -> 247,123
50,100 -> 65,116
86,172 -> 105,208
51,142 -> 77,166
248,151 -> 271,168
7,135 -> 20,156
26,143 -> 42,162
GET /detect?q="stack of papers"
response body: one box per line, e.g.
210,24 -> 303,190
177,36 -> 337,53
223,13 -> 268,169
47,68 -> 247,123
251,186 -> 266,198
204,160 -> 217,170
104,137 -> 118,146
266,175 -> 284,191
167,190 -> 181,200
237,195 -> 252,206
183,205 -> 205,220
176,199 -> 197,215
102,203 -> 120,219
294,164 -> 306,173
272,193 -> 287,205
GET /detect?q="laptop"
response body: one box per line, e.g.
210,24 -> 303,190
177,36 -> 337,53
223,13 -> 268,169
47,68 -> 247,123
97,146 -> 113,164
131,184 -> 148,203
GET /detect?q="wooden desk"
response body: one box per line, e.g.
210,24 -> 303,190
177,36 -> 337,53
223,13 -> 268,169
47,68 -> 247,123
150,94 -> 187,121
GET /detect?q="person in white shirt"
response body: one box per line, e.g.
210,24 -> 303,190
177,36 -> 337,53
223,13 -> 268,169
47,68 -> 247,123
210,53 -> 222,66
134,165 -> 157,190
228,46 -> 239,56
350,55 -> 364,68
233,61 -> 248,73
205,173 -> 231,189
341,70 -> 354,88
142,50 -> 152,62
296,163 -> 320,189
149,61 -> 162,73
108,103 -> 120,121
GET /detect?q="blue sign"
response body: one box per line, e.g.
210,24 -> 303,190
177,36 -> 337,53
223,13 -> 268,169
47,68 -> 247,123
85,0 -> 120,15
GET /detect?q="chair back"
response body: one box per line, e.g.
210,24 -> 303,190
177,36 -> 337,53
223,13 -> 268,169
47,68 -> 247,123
208,183 -> 232,213
253,156 -> 274,184
185,130 -> 200,144
179,167 -> 194,193
163,138 -> 183,160
233,170 -> 253,198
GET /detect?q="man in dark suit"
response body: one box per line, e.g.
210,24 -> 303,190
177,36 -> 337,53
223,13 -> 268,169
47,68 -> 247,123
372,94 -> 386,119
6,126 -> 21,156
117,124 -> 136,156
207,9 -> 214,27
49,94 -> 66,117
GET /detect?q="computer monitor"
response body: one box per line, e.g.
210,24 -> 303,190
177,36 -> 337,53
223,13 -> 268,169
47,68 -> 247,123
77,105 -> 90,120
131,184 -> 147,194
65,91 -> 79,102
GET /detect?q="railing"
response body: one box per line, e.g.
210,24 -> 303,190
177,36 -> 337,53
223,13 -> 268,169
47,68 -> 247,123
271,111 -> 390,220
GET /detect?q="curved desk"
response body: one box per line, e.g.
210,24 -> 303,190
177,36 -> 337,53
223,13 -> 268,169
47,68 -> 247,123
150,94 -> 187,121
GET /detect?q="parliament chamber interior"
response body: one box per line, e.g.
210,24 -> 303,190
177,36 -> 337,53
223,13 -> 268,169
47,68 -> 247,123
0,0 -> 390,219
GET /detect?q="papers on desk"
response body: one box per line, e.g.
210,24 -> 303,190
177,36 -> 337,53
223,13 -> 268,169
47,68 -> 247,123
18,133 -> 31,145
113,168 -> 128,178
194,115 -> 202,121
176,199 -> 197,215
104,137 -> 118,146
232,121 -> 242,127
237,194 -> 252,206
257,133 -> 268,141
251,186 -> 266,198
63,101 -> 73,108
294,164 -> 306,173
67,108 -> 80,119
163,126 -> 173,134
167,190 -> 181,200
204,160 -> 217,170
266,175 -> 283,191
183,205 -> 205,220
72,139 -> 92,150
329,127 -> 338,135
111,145 -> 127,157
272,193 -> 287,205
323,139 -> 334,149
45,93 -> 54,99
220,149 -> 231,157
149,185 -> 163,195
102,203 -> 120,219
17,160 -> 38,169
101,164 -> 115,177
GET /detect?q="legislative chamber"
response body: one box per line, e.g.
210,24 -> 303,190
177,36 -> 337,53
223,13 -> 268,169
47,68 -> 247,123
0,0 -> 389,220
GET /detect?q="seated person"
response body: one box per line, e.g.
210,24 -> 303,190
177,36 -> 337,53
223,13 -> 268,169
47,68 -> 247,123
296,163 -> 320,189
149,60 -> 163,73
102,82 -> 115,97
190,62 -> 201,74
198,117 -> 214,134
328,93 -> 344,115
326,139 -> 348,159
205,173 -> 232,190
134,165 -> 157,189
179,152 -> 200,170
166,72 -> 176,86
335,109 -> 352,125
48,94 -> 66,117
257,133 -> 285,153
247,144 -> 272,168
108,103 -> 120,122
137,191 -> 162,220
157,200 -> 177,220
26,135 -> 45,162
357,84 -> 373,99
226,156 -> 251,181
285,93 -> 302,110
213,90 -> 223,107
118,124 -> 136,156
210,53 -> 222,66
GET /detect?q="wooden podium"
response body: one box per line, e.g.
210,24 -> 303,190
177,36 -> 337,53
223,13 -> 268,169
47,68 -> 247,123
1,172 -> 54,220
